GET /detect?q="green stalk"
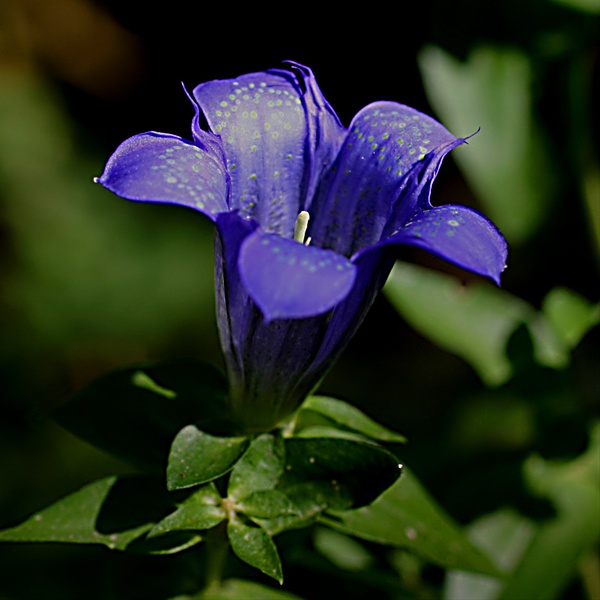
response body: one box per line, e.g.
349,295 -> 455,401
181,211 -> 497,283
204,522 -> 230,592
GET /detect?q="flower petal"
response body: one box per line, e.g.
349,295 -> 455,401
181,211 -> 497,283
285,62 -> 346,207
309,102 -> 460,256
381,137 -> 466,237
215,212 -> 356,431
185,85 -> 230,165
238,232 -> 356,321
96,132 -> 228,219
300,246 -> 396,387
193,71 -> 308,237
386,205 -> 508,284
214,212 -> 259,376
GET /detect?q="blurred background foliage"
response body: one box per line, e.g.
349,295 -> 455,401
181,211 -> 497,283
0,0 -> 598,598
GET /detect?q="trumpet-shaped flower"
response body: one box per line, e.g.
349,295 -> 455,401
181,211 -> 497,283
97,62 -> 507,432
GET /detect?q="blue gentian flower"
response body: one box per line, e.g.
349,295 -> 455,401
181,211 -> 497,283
97,62 -> 507,432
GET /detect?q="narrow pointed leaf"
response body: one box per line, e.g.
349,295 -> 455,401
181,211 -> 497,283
321,468 -> 500,576
167,425 -> 250,491
128,531 -> 203,555
298,395 -> 406,443
227,519 -> 283,584
295,426 -> 374,442
149,484 -> 226,537
0,476 -> 172,551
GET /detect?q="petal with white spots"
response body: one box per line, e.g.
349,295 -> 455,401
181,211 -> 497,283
309,101 -> 460,257
193,71 -> 308,237
238,231 -> 356,321
387,205 -> 508,284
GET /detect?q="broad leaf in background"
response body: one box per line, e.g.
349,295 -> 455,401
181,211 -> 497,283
418,45 -> 554,244
551,0 -> 600,14
497,423 -> 600,600
582,165 -> 600,259
0,71 -> 215,357
444,509 -> 535,600
384,262 -> 569,386
52,359 -> 230,473
313,527 -> 374,572
321,468 -> 500,576
542,287 -> 600,350
445,423 -> 600,600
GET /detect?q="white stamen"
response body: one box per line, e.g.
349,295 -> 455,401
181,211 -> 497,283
294,211 -> 310,244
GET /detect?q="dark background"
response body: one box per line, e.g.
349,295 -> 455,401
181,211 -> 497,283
0,0 -> 598,598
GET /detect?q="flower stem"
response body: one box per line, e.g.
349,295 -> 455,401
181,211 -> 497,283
204,522 -> 229,592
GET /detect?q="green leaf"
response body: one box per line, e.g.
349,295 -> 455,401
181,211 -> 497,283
294,426 -> 373,442
0,476 -> 171,551
445,427 -> 600,599
128,531 -> 203,555
254,492 -> 324,536
419,45 -> 554,244
167,425 -> 250,491
52,359 -> 230,473
551,0 -> 600,14
313,527 -> 374,572
259,438 -> 401,535
227,519 -> 283,584
496,424 -> 600,600
235,490 -> 297,519
583,164 -> 600,258
384,262 -> 568,386
321,468 -> 500,576
443,509 -> 535,600
542,286 -> 600,349
227,434 -> 285,500
281,438 -> 400,510
297,396 -> 406,443
198,578 -> 302,599
149,484 -> 225,537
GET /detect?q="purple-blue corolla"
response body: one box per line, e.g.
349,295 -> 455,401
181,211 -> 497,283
97,62 -> 507,432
